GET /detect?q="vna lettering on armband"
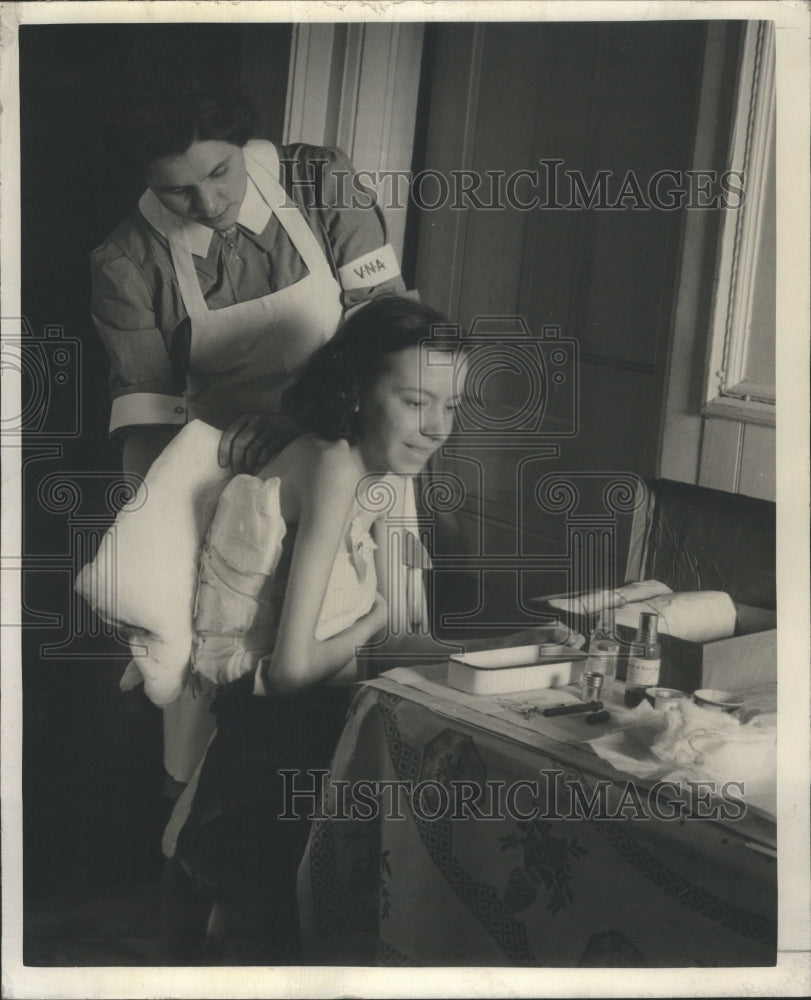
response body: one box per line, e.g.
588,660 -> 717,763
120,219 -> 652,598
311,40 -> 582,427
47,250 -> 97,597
338,244 -> 401,290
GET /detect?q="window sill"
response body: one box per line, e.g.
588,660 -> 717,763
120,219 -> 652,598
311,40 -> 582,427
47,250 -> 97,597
703,396 -> 776,427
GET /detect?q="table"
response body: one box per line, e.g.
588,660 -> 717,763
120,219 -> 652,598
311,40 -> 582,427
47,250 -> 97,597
297,669 -> 777,967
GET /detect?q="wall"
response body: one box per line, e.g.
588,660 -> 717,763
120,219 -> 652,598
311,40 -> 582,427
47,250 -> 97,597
284,22 -> 425,269
412,22 -> 713,630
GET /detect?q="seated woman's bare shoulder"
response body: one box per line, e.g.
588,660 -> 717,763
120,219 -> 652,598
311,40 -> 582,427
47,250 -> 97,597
272,434 -> 359,477
263,435 -> 363,522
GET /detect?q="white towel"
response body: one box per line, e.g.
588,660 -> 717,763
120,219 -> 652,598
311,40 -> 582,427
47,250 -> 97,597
651,697 -> 776,797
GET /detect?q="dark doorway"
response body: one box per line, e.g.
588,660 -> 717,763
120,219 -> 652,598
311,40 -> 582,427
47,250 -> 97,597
19,22 -> 291,964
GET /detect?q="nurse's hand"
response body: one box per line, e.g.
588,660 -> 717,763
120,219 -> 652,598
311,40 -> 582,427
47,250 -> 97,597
218,413 -> 301,475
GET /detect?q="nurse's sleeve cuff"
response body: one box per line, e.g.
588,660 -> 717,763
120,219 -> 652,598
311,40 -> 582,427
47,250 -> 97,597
109,393 -> 188,437
338,243 -> 401,290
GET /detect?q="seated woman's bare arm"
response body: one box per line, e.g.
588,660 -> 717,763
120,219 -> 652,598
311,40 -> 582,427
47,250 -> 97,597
262,441 -> 387,696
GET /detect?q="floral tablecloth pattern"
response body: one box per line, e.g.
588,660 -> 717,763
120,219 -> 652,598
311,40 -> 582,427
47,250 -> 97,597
297,680 -> 776,967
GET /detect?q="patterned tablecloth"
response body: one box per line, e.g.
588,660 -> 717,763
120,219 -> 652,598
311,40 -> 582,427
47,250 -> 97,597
297,670 -> 777,967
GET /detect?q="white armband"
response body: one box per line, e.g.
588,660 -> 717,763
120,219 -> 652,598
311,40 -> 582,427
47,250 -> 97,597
338,243 -> 401,290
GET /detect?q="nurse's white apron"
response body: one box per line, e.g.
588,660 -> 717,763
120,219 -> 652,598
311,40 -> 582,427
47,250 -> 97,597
155,140 -> 343,429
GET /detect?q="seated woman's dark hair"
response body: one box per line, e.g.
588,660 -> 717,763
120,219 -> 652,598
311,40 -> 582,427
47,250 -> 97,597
283,296 -> 461,443
128,77 -> 257,173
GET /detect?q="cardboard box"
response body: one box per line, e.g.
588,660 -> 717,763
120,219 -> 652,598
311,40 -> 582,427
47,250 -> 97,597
539,478 -> 777,695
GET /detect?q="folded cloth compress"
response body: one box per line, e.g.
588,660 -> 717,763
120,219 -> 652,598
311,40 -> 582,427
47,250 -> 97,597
193,474 -> 379,689
543,579 -> 673,617
191,475 -> 288,686
75,420 -> 231,706
614,590 -> 736,643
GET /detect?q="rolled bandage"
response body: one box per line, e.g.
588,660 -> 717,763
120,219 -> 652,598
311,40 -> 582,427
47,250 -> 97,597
614,591 -> 736,643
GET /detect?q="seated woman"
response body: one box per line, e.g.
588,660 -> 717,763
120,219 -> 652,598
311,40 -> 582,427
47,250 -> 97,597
165,296 -> 556,962
92,77 -> 408,796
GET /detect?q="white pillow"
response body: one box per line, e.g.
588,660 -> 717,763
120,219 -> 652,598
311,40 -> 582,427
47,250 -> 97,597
75,420 -> 230,705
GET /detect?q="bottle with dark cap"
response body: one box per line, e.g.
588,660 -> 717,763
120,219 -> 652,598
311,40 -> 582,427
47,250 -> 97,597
584,607 -> 620,695
623,611 -> 661,708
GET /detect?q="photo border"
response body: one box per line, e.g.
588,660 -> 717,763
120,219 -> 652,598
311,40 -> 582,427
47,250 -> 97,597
1,2 -> 808,997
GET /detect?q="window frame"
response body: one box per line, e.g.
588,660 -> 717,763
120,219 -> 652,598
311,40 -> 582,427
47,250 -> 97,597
703,19 -> 776,423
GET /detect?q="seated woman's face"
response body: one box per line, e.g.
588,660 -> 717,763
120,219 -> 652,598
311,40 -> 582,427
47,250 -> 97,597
359,345 -> 467,476
146,140 -> 248,231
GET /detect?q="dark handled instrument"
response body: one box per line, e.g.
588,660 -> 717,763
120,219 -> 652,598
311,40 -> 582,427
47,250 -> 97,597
542,700 -> 603,717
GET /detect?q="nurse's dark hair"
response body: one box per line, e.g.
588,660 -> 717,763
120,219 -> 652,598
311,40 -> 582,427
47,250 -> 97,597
283,296 -> 463,444
129,77 -> 256,173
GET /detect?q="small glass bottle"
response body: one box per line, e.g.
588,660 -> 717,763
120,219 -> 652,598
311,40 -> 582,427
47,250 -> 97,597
624,611 -> 661,708
584,610 -> 621,696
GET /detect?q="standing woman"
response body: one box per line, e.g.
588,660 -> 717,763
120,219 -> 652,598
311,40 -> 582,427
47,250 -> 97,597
91,80 -> 405,479
90,80 -> 407,789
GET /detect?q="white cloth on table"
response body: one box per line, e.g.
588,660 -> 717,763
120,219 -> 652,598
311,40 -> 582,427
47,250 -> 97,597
588,692 -> 776,818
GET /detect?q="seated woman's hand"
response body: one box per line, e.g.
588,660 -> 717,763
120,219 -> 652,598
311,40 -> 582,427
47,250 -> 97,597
506,625 -> 584,649
218,413 -> 300,475
467,624 -> 584,653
